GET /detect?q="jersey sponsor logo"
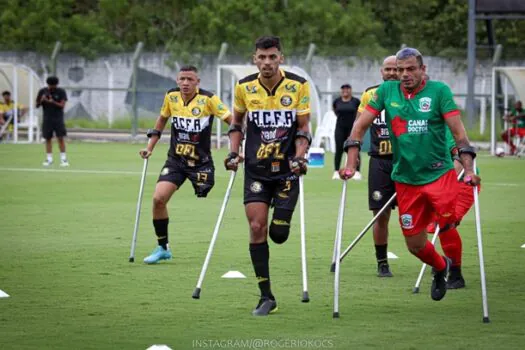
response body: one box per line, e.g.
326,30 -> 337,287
391,116 -> 428,136
197,98 -> 206,105
217,103 -> 225,110
376,127 -> 390,138
169,95 -> 178,103
250,99 -> 262,105
418,97 -> 432,112
300,96 -> 309,104
280,95 -> 293,107
248,110 -> 296,128
400,214 -> 414,229
391,116 -> 408,137
373,111 -> 387,126
171,116 -> 210,132
408,120 -> 428,133
285,83 -> 297,92
245,85 -> 257,94
250,181 -> 263,193
160,167 -> 170,176
192,107 -> 201,116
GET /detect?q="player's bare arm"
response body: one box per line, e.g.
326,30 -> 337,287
224,109 -> 245,171
139,116 -> 168,159
340,108 -> 376,179
445,115 -> 480,185
291,114 -> 311,175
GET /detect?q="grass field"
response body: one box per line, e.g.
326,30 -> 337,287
0,143 -> 524,350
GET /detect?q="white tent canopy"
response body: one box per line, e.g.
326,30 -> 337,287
216,64 -> 323,149
491,67 -> 525,154
0,63 -> 43,142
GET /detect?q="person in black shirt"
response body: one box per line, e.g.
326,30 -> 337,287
332,84 -> 361,179
36,76 -> 69,167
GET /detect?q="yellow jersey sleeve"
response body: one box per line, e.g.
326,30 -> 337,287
297,82 -> 310,116
160,93 -> 171,118
233,83 -> 246,113
358,90 -> 371,113
208,94 -> 231,120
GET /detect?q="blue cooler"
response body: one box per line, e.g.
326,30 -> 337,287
307,147 -> 325,168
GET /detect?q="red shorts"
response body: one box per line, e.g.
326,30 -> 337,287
395,169 -> 459,236
455,181 -> 480,223
502,127 -> 525,138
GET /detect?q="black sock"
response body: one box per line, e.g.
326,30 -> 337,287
249,242 -> 274,299
375,244 -> 388,264
153,218 -> 169,249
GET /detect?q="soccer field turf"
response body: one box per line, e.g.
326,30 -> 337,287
0,143 -> 524,350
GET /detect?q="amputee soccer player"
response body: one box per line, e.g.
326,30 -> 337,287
356,55 -> 398,277
139,65 -> 232,264
340,48 -> 480,301
225,36 -> 311,316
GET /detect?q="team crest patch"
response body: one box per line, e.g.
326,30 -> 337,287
280,95 -> 292,107
160,167 -> 170,176
192,107 -> 201,116
418,97 -> 432,112
250,181 -> 263,193
400,214 -> 414,229
372,190 -> 382,201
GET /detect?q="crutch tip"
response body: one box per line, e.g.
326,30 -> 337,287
330,263 -> 336,273
128,257 -> 135,263
192,288 -> 201,299
302,292 -> 310,303
483,317 -> 490,323
412,287 -> 420,294
332,312 -> 340,318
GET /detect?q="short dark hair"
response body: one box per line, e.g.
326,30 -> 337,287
396,47 -> 424,66
2,90 -> 10,96
341,84 -> 352,89
255,36 -> 282,51
179,65 -> 198,73
46,76 -> 59,85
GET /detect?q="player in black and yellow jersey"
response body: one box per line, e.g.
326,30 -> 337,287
139,65 -> 232,264
356,55 -> 398,277
225,36 -> 311,316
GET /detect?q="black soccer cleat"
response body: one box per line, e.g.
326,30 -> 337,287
447,267 -> 466,289
377,262 -> 393,277
431,256 -> 451,301
252,297 -> 278,316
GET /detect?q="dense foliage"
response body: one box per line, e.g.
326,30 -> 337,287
0,0 -> 523,59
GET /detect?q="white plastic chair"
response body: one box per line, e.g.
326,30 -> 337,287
312,111 -> 337,153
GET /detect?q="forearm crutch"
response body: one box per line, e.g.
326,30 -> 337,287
192,171 -> 236,299
333,180 -> 348,318
129,158 -> 149,262
299,176 -> 310,302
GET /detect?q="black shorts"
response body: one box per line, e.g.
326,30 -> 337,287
244,171 -> 300,211
42,120 -> 67,140
368,156 -> 396,210
157,158 -> 215,198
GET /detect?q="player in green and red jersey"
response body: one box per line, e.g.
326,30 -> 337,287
340,48 -> 480,301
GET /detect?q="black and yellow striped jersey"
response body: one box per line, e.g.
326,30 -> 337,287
358,85 -> 392,156
160,88 -> 231,166
234,69 -> 310,179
